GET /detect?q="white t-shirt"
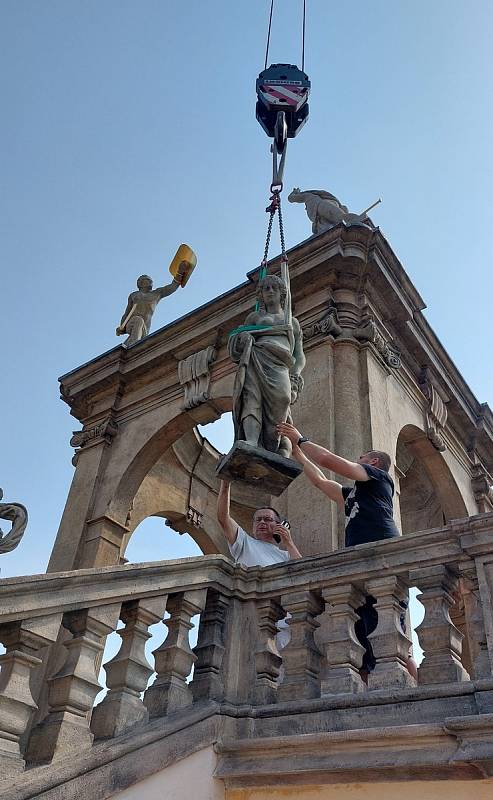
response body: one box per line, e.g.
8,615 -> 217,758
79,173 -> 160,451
229,526 -> 290,568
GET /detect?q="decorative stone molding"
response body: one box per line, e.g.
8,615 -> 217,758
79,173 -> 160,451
178,346 -> 217,410
0,488 -> 28,555
353,318 -> 401,369
419,367 -> 448,451
471,462 -> 493,513
303,308 -> 401,369
303,303 -> 342,340
70,416 -> 118,465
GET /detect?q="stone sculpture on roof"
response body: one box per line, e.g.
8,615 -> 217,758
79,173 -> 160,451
288,187 -> 375,234
0,487 -> 28,555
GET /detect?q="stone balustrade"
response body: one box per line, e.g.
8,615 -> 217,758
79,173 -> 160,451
1,514 -> 492,780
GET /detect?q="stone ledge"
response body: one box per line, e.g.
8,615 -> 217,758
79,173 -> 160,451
0,704 -> 220,800
214,721 -> 486,785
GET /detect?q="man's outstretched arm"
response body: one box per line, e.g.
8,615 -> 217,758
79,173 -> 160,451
156,262 -> 188,298
277,422 -> 369,482
217,480 -> 238,545
292,444 -> 345,505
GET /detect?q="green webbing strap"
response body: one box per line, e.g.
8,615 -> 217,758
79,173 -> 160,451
228,324 -> 272,338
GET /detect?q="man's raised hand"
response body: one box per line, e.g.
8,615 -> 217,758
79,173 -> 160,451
276,422 -> 302,444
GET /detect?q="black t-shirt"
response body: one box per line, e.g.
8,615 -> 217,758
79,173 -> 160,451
342,464 -> 399,547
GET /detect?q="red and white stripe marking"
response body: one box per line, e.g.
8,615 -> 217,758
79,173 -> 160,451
260,84 -> 307,109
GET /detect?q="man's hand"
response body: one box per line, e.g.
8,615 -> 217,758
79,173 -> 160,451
116,326 -> 124,336
276,422 -> 302,444
272,523 -> 302,559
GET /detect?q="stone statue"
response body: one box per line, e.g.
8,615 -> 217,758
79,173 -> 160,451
288,188 -> 378,235
228,273 -> 305,459
116,264 -> 187,346
0,488 -> 28,555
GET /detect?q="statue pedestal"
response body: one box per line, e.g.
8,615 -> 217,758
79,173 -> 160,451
216,442 -> 302,496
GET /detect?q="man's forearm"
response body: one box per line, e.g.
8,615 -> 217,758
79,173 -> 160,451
286,541 -> 302,559
300,441 -> 357,479
217,480 -> 231,525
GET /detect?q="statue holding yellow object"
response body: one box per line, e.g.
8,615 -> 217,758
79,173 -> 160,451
116,244 -> 196,347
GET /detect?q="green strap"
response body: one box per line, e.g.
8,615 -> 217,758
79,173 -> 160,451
228,324 -> 272,338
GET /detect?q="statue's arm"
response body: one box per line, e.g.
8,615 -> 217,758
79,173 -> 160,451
291,318 -> 306,376
118,295 -> 134,330
156,279 -> 180,299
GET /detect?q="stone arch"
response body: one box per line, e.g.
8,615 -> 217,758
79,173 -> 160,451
396,424 -> 468,534
107,400 -> 266,561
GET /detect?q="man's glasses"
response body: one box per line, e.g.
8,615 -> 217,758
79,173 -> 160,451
254,516 -> 277,523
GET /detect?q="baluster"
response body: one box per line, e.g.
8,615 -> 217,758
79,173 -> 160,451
91,596 -> 167,739
0,615 -> 60,778
460,567 -> 492,679
192,589 -> 229,703
26,603 -> 120,764
277,590 -> 322,702
144,589 -> 206,717
410,565 -> 470,685
366,576 -> 414,690
319,584 -> 366,695
254,598 -> 284,705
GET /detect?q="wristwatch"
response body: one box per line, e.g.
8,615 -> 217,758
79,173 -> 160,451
297,436 -> 310,446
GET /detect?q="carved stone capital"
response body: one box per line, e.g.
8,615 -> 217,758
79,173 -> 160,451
353,318 -> 401,369
70,416 -> 118,465
419,367 -> 448,451
471,462 -> 493,513
303,303 -> 342,340
178,346 -> 217,410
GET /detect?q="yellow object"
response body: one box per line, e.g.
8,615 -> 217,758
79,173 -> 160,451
169,243 -> 197,287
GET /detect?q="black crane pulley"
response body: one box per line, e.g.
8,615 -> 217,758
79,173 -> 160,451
256,63 -> 310,152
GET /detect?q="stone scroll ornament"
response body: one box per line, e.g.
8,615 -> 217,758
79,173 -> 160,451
0,488 -> 28,555
216,260 -> 306,495
178,346 -> 217,410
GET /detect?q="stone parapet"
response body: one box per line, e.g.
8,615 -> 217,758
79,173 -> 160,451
1,513 -> 493,796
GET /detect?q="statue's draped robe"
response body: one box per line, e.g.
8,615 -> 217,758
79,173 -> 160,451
229,325 -> 294,452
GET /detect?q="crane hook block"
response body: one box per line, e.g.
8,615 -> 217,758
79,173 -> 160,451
256,63 -> 310,144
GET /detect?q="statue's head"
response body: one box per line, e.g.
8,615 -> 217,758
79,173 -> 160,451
256,274 -> 287,309
288,187 -> 303,203
137,274 -> 153,291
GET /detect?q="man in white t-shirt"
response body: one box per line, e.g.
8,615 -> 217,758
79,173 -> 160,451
217,480 -> 302,566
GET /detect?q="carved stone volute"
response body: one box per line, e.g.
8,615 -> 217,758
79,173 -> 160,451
419,367 -> 448,451
178,346 -> 217,410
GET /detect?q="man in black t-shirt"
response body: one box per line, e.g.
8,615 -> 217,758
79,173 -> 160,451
276,422 -> 399,548
276,422 -> 417,682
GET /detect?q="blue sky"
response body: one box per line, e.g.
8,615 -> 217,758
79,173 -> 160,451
1,0 -> 492,582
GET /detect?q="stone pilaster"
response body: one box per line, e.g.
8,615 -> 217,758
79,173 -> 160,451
254,598 -> 284,705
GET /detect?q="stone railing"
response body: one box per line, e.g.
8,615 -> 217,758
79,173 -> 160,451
1,514 -> 492,781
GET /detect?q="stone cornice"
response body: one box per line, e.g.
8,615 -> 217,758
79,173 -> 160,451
57,226 -> 492,463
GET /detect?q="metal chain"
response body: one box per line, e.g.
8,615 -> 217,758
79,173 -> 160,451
277,192 -> 287,261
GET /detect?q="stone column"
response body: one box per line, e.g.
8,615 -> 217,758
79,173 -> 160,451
277,590 -> 322,702
192,589 -> 230,703
366,576 -> 414,690
254,598 -> 284,705
410,565 -> 470,685
90,596 -> 167,740
26,604 -> 120,764
319,585 -> 366,695
460,568 -> 492,680
0,615 -> 60,778
144,589 -> 206,718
